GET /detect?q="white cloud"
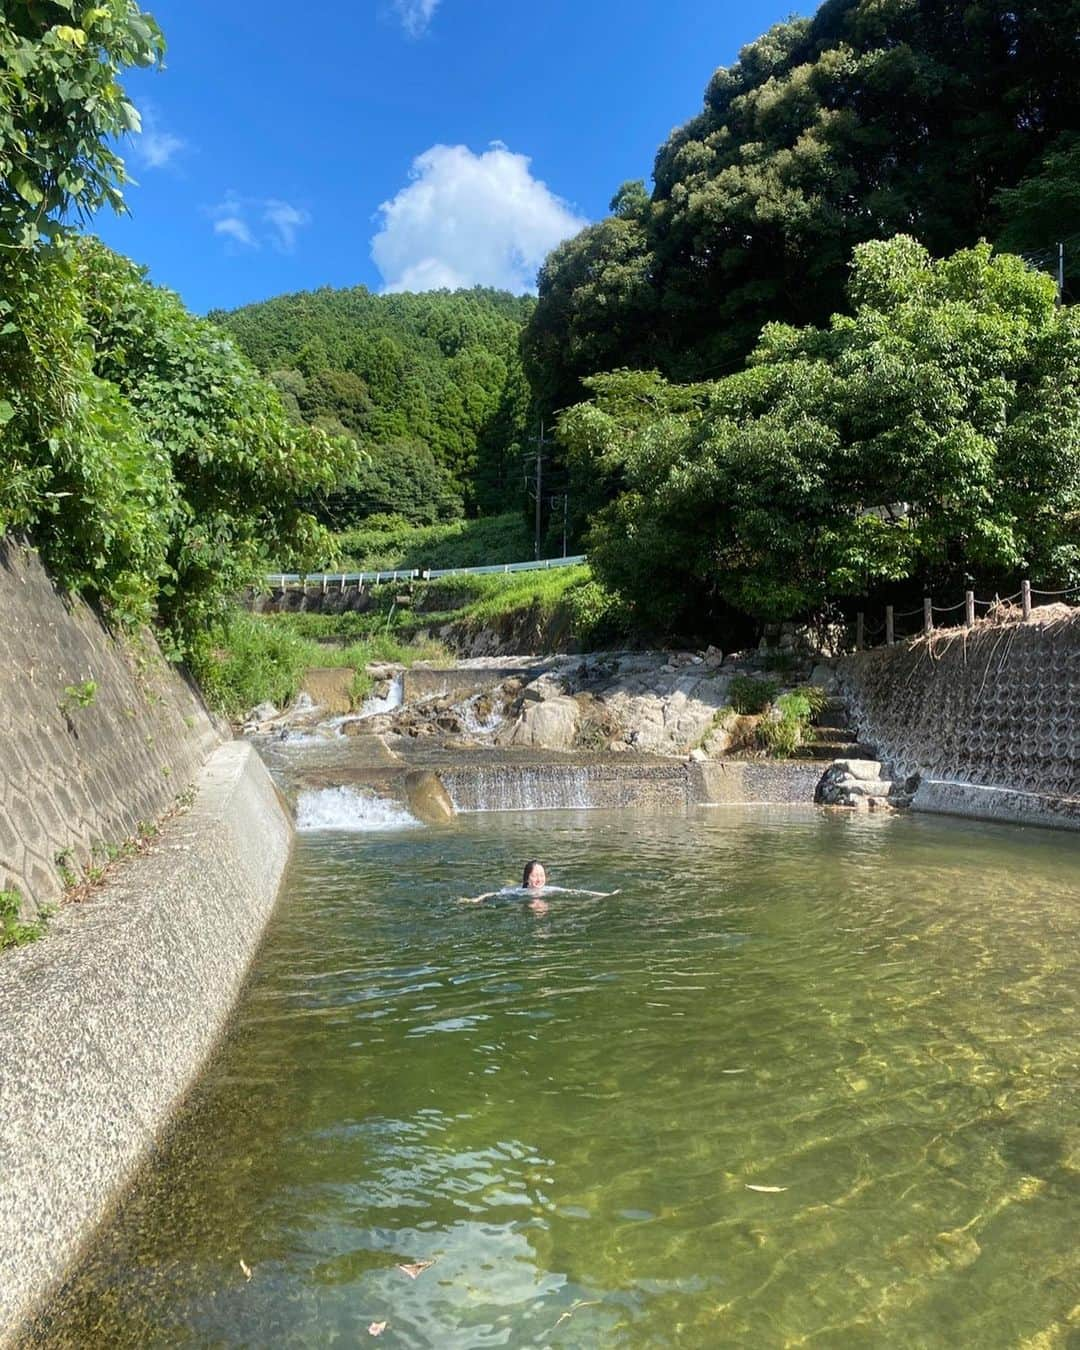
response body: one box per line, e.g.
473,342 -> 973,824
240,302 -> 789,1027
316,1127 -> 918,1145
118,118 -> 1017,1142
371,142 -> 587,294
263,199 -> 309,251
207,193 -> 311,253
393,0 -> 439,37
131,102 -> 186,170
214,216 -> 255,248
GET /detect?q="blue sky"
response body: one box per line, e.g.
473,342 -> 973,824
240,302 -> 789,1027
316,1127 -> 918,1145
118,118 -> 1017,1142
98,0 -> 802,314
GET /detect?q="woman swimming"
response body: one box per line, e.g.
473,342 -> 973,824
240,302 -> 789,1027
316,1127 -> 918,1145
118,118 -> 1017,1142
459,861 -> 617,910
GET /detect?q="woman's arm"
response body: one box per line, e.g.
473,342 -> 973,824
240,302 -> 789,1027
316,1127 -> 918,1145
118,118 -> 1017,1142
458,890 -> 500,904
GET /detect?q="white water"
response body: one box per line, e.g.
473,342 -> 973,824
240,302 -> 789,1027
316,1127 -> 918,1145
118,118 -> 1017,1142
442,766 -> 595,812
360,672 -> 404,717
324,674 -> 405,737
460,692 -> 504,736
296,785 -> 421,832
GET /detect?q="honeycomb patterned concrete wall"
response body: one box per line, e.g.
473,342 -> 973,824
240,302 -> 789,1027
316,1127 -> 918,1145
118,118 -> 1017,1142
0,540 -> 222,915
836,610 -> 1080,799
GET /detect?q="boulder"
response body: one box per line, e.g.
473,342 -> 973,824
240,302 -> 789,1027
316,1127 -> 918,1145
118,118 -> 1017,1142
831,758 -> 883,781
501,695 -> 581,751
404,771 -> 456,825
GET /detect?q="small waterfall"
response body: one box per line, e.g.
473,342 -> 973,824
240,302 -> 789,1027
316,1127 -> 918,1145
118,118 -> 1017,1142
325,674 -> 405,736
442,765 -> 596,812
459,692 -> 504,736
296,785 -> 421,832
359,672 -> 404,718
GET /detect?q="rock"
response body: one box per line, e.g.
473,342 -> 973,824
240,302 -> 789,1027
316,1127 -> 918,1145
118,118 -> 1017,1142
689,748 -> 708,762
301,668 -> 354,715
704,645 -> 724,668
842,778 -> 894,798
500,695 -> 581,751
808,663 -> 838,694
831,758 -> 883,781
404,771 -> 455,825
248,701 -> 279,724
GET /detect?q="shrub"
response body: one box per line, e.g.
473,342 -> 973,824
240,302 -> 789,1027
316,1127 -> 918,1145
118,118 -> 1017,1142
728,675 -> 779,715
755,685 -> 828,757
188,612 -> 311,717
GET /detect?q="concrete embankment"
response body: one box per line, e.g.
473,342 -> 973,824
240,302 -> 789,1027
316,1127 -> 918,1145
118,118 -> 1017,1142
838,607 -> 1080,831
0,741 -> 292,1343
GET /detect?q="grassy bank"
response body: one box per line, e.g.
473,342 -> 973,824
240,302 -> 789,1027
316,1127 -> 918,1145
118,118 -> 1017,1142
264,565 -> 628,649
336,513 -> 534,571
190,612 -> 445,718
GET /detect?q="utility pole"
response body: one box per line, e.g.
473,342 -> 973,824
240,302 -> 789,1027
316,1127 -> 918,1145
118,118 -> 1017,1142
534,421 -> 543,560
1058,241 -> 1065,306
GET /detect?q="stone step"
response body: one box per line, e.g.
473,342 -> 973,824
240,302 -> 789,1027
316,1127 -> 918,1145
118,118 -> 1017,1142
815,703 -> 855,729
795,740 -> 875,760
810,726 -> 861,745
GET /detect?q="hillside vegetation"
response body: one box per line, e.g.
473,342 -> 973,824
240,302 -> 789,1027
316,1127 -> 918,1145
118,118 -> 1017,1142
211,287 -> 535,519
525,0 -> 1079,412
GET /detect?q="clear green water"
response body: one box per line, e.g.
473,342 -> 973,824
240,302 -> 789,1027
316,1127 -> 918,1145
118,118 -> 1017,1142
32,808 -> 1080,1348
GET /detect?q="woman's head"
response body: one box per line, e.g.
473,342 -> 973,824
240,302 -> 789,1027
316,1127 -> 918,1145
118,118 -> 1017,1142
522,860 -> 547,889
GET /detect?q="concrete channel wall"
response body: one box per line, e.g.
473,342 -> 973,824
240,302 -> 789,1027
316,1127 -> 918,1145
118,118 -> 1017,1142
837,608 -> 1080,830
0,741 -> 293,1343
0,539 -> 222,915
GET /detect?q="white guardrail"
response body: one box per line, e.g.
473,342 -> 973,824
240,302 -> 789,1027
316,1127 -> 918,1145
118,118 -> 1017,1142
266,554 -> 587,588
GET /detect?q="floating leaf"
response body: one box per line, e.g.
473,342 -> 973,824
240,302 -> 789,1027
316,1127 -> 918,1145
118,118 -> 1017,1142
745,1184 -> 787,1193
397,1260 -> 434,1280
239,1258 -> 252,1281
368,1322 -> 388,1337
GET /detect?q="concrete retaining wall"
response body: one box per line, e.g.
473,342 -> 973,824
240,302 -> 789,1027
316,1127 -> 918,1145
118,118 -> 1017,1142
0,539 -> 222,914
0,741 -> 293,1342
837,608 -> 1080,830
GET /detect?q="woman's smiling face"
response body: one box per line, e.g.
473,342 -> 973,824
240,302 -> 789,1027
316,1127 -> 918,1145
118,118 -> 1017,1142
524,863 -> 547,889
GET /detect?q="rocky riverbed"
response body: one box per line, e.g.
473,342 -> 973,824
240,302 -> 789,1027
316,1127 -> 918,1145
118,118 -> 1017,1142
241,646 -> 913,823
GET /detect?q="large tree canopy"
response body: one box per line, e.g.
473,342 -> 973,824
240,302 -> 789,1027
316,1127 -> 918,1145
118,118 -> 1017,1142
212,286 -> 535,517
525,0 -> 1080,415
559,238 -> 1080,636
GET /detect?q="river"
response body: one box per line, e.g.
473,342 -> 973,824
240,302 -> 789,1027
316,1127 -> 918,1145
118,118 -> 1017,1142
30,805 -> 1080,1347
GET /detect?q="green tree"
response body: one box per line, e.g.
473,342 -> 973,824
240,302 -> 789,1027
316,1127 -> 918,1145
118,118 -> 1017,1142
312,440 -> 463,528
526,0 -> 1080,413
0,0 -> 163,248
561,238 -> 1080,636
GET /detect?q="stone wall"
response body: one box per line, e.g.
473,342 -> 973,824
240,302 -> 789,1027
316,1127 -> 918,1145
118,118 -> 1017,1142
0,539 -> 221,913
837,607 -> 1080,829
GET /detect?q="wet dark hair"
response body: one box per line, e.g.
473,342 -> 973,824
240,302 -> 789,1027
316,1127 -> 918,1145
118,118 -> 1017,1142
522,860 -> 545,887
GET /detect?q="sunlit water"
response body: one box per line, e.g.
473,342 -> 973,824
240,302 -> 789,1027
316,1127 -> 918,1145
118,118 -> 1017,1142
30,808 -> 1080,1348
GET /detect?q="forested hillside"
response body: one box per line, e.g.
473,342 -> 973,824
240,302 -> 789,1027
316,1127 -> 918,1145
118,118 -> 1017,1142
211,288 -> 535,520
525,0 -> 1080,413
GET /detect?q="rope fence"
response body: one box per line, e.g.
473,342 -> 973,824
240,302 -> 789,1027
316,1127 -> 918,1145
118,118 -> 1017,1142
852,579 -> 1080,652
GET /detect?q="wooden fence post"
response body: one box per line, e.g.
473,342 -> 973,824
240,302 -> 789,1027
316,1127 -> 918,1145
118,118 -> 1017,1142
856,611 -> 865,651
923,597 -> 933,634
885,605 -> 894,646
1022,580 -> 1032,620
965,590 -> 975,628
